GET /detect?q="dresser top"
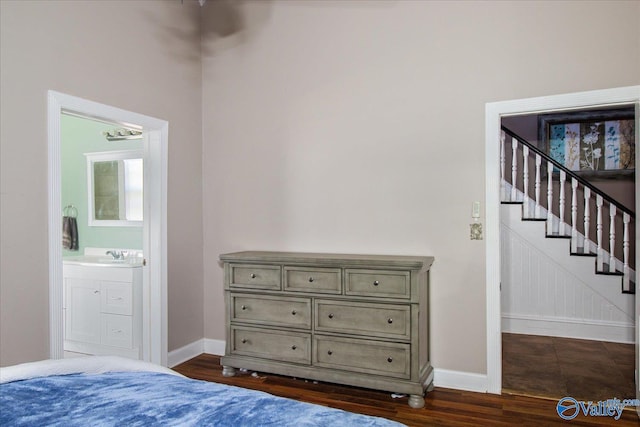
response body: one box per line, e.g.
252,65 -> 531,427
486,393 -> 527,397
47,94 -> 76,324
220,251 -> 434,271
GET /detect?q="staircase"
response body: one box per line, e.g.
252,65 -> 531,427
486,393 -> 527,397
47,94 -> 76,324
500,126 -> 635,343
501,126 -> 635,293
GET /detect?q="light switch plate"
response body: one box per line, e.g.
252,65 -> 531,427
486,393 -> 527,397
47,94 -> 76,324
470,223 -> 483,240
472,201 -> 481,219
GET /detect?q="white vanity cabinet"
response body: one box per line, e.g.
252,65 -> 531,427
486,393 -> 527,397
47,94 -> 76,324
63,263 -> 142,359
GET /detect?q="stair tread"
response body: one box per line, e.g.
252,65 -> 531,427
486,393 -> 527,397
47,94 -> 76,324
545,232 -> 571,239
522,217 -> 547,222
596,263 -> 623,276
570,248 -> 597,257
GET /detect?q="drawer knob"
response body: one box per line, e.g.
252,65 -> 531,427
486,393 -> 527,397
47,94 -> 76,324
327,350 -> 333,355
308,277 -> 314,283
241,338 -> 247,344
328,313 -> 334,319
241,305 -> 247,310
387,357 -> 393,363
93,290 -> 100,294
250,273 -> 256,279
291,310 -> 297,315
373,280 -> 380,286
387,318 -> 393,324
291,345 -> 297,350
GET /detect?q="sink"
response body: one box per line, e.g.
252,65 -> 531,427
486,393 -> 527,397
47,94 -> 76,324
63,255 -> 143,267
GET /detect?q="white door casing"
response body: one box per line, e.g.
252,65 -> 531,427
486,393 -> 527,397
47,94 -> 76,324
485,85 -> 640,395
48,90 -> 168,366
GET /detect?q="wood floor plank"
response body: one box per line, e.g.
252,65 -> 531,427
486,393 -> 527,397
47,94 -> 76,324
173,354 -> 640,426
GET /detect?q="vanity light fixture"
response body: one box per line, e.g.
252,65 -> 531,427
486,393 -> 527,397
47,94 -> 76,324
103,129 -> 143,141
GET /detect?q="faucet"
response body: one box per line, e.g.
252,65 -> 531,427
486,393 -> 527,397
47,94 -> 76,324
106,250 -> 124,260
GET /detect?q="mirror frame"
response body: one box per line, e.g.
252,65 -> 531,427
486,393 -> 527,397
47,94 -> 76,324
85,149 -> 144,227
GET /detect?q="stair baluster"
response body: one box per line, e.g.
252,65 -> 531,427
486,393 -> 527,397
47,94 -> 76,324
511,137 -> 518,202
623,213 -> 630,291
596,195 -> 603,271
534,154 -> 541,218
522,145 -> 529,217
546,161 -> 553,235
558,170 -> 566,236
571,178 -> 578,253
583,188 -> 591,254
500,131 -> 506,201
609,204 -> 617,273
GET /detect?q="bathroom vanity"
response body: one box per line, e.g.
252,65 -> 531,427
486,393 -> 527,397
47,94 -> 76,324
219,251 -> 434,408
63,255 -> 142,359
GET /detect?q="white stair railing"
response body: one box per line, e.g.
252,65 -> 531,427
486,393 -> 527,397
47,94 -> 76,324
500,128 -> 635,293
583,188 -> 591,254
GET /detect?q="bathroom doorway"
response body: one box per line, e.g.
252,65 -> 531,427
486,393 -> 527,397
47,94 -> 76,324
48,91 -> 168,366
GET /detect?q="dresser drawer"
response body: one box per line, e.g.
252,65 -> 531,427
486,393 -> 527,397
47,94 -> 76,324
101,282 -> 132,315
101,314 -> 133,348
229,264 -> 281,290
231,326 -> 311,365
315,300 -> 411,340
231,294 -> 311,329
314,336 -> 410,379
284,267 -> 341,294
345,269 -> 410,299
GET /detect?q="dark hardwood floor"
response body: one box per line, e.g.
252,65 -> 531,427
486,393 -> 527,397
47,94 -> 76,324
173,354 -> 640,426
502,333 -> 636,402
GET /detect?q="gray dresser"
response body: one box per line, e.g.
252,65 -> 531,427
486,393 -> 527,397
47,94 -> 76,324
219,251 -> 434,408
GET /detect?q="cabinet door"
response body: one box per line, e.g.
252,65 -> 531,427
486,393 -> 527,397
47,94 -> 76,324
65,278 -> 101,344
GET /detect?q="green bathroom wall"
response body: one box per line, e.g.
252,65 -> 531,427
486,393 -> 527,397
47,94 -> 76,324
61,114 -> 143,256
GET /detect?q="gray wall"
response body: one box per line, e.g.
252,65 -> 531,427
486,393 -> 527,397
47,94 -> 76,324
201,0 -> 639,375
0,0 -> 204,366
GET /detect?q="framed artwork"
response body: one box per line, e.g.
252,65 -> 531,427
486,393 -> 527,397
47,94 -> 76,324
538,108 -> 635,179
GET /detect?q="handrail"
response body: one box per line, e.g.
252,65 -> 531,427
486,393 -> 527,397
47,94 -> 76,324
501,125 -> 635,218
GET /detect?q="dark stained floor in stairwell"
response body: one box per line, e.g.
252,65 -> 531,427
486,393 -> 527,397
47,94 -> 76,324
502,333 -> 636,402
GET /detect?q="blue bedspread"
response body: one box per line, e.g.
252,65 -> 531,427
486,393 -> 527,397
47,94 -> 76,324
0,371 -> 405,426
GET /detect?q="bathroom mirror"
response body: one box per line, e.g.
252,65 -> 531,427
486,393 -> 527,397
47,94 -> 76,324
85,150 -> 144,227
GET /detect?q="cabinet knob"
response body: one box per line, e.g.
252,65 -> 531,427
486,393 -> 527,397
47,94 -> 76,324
241,305 -> 247,310
241,338 -> 247,344
93,290 -> 100,294
250,273 -> 256,279
373,280 -> 380,286
291,345 -> 297,350
328,313 -> 334,319
291,310 -> 297,315
387,357 -> 393,363
308,277 -> 314,283
327,350 -> 333,355
387,318 -> 393,324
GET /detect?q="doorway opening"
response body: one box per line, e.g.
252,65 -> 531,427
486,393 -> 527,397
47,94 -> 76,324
499,107 -> 636,400
484,86 -> 640,396
48,91 -> 168,366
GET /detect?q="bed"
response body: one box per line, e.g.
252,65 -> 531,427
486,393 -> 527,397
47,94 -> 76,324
0,356 -> 405,426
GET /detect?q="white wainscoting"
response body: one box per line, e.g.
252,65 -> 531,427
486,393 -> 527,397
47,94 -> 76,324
501,204 -> 635,343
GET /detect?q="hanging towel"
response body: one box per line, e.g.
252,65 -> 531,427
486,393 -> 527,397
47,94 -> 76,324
62,216 -> 79,251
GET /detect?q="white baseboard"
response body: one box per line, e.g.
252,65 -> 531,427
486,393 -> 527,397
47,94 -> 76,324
167,339 -> 204,368
204,338 -> 225,356
502,313 -> 634,344
167,338 -> 225,368
170,339 -> 489,393
434,369 -> 488,393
